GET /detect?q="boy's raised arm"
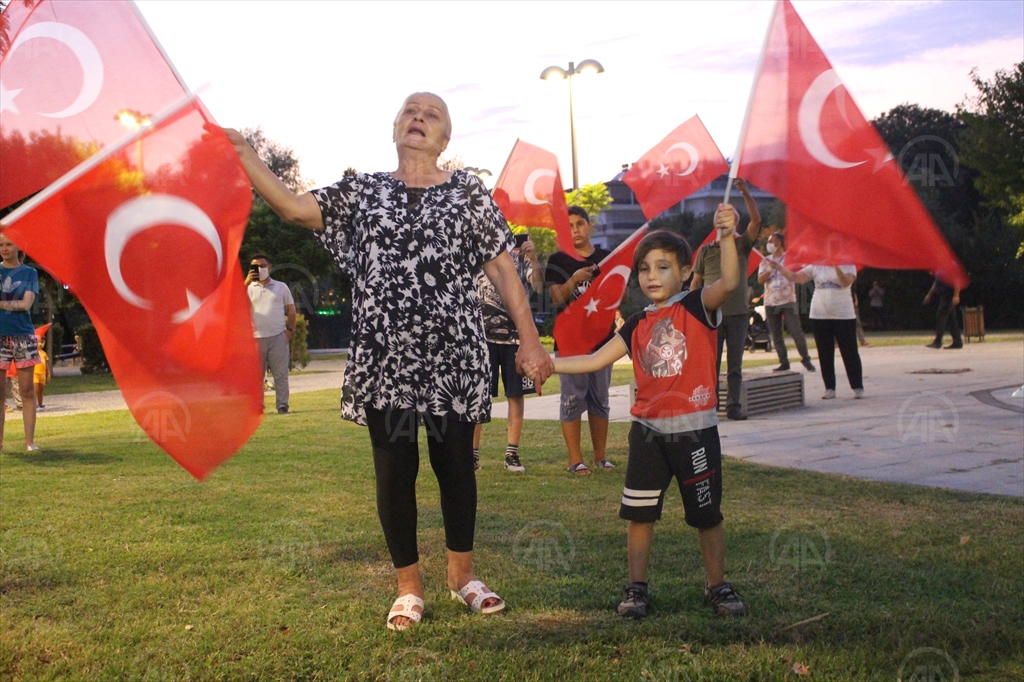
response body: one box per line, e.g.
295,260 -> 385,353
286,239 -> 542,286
701,204 -> 740,311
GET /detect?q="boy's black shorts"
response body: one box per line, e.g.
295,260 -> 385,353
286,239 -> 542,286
619,422 -> 724,529
488,342 -> 536,398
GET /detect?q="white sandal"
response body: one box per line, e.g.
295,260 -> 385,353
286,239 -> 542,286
450,580 -> 505,615
386,594 -> 424,631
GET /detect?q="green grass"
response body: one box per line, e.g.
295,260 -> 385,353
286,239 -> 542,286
45,373 -> 120,396
2,389 -> 1022,680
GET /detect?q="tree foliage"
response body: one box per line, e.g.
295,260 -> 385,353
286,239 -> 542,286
241,127 -> 309,193
957,62 -> 1024,255
566,182 -> 612,221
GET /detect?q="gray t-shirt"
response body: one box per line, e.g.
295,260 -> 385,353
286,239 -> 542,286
692,231 -> 755,317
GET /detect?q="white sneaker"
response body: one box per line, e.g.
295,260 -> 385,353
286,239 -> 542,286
854,389 -> 865,399
822,389 -> 836,400
26,444 -> 40,452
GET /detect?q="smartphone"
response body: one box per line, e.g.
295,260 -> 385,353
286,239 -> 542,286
249,263 -> 260,275
514,233 -> 529,248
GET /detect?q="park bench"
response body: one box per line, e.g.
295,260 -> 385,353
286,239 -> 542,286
55,343 -> 81,365
716,369 -> 805,417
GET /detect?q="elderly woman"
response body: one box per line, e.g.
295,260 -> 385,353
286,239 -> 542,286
226,92 -> 553,630
756,232 -> 815,373
769,260 -> 864,399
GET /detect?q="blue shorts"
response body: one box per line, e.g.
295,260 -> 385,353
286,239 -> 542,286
558,361 -> 612,422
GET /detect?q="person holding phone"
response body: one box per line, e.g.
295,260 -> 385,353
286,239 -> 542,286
473,231 -> 544,472
244,254 -> 296,414
544,206 -> 614,475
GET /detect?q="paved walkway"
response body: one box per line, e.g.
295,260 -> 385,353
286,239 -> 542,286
29,342 -> 1024,497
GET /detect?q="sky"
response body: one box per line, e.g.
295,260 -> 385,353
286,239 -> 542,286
135,0 -> 1023,190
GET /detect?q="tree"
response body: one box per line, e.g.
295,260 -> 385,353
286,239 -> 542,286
438,154 -> 464,171
565,182 -> 612,221
238,129 -> 352,346
957,62 -> 1024,255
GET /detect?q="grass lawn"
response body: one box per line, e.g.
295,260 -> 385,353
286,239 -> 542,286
2,389 -> 1022,681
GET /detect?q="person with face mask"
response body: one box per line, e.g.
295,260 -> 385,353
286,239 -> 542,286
757,232 -> 815,373
245,254 -> 296,415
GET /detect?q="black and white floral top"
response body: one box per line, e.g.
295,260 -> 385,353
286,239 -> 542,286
312,170 -> 512,426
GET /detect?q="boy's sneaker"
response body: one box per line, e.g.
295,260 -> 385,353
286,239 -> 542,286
504,452 -> 525,472
617,582 -> 650,619
704,581 -> 747,617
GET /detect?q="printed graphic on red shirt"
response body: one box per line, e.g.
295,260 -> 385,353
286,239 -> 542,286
640,317 -> 687,378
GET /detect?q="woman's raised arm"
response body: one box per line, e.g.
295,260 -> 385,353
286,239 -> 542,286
223,128 -> 324,231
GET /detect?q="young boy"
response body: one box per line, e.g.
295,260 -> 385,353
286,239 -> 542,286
546,204 -> 745,618
34,347 -> 50,409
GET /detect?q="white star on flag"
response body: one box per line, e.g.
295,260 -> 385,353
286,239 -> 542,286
584,298 -> 601,316
656,163 -> 670,178
0,81 -> 22,114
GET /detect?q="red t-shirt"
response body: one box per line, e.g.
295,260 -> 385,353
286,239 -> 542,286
617,289 -> 721,433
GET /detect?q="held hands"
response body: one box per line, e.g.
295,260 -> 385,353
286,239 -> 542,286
516,341 -> 553,397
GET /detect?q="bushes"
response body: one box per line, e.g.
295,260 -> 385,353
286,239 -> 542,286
289,313 -> 310,370
76,324 -> 110,374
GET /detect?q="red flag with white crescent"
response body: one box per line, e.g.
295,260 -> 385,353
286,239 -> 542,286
0,0 -> 188,209
554,225 -> 648,357
2,99 -> 262,480
735,0 -> 967,288
491,139 -> 576,256
622,115 -> 729,220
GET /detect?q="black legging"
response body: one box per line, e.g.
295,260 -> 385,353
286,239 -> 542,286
812,318 -> 863,391
365,407 -> 477,569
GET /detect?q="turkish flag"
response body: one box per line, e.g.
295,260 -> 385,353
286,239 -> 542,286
692,227 -> 763,277
492,139 -> 575,256
554,226 -> 648,356
623,115 -> 729,220
0,0 -> 187,209
735,0 -> 967,288
2,99 -> 262,480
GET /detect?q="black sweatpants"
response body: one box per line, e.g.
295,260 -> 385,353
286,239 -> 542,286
365,407 -> 477,569
812,318 -> 863,391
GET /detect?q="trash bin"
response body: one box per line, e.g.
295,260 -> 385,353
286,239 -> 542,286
962,305 -> 985,343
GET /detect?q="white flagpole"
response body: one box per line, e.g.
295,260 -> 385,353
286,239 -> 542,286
1,88 -> 207,228
723,0 -> 781,207
128,0 -> 192,97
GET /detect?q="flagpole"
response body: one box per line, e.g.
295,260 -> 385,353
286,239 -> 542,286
723,0 -> 781,206
128,0 -> 193,97
597,222 -> 649,267
492,139 -> 521,194
0,89 -> 207,228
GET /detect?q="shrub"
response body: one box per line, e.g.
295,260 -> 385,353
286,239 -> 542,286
76,324 -> 110,374
289,314 -> 310,370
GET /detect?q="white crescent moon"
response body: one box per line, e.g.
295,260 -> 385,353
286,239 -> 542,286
798,70 -> 865,170
597,265 -> 632,310
524,168 -> 556,205
664,142 -> 699,176
9,22 -> 104,119
105,195 -> 223,311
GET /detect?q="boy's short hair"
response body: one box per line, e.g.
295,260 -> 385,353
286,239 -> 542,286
633,230 -> 693,273
568,206 -> 590,224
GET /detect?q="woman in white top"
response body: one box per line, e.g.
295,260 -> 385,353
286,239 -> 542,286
769,262 -> 864,399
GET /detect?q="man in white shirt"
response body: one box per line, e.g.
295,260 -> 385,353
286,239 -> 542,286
246,254 -> 296,414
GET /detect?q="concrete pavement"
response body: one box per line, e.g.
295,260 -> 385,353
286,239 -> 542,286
29,341 -> 1024,497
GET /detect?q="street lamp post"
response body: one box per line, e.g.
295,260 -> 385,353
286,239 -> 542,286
540,59 -> 604,191
115,109 -> 152,172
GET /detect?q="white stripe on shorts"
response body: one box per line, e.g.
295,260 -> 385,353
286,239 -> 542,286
621,496 -> 660,507
623,487 -> 661,498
